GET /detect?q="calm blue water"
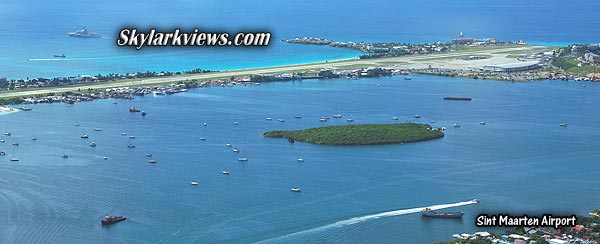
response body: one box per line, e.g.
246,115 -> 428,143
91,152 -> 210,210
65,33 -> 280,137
1,0 -> 600,79
1,75 -> 599,243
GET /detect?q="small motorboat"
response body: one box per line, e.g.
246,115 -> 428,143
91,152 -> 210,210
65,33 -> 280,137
31,137 -> 37,141
319,118 -> 328,122
291,188 -> 301,192
297,158 -> 304,162
129,107 -> 141,112
129,135 -> 136,139
453,123 -> 461,128
93,128 -> 102,131
332,114 -> 342,119
480,122 -> 487,125
404,77 -> 412,80
392,117 -> 399,120
237,157 -> 248,162
222,171 -> 230,175
225,143 -> 232,147
560,123 -> 568,127
266,117 -> 273,121
81,134 -> 89,139
103,156 -> 108,160
53,54 -> 66,58
89,142 -> 97,147
200,137 -> 206,141
347,118 -> 354,122
121,132 -> 127,136
233,121 -> 239,125
10,158 -> 19,162
75,123 -> 80,126
62,154 -> 69,158
101,216 -> 126,225
4,132 -> 11,136
0,139 -> 4,143
12,142 -> 19,146
203,122 -> 208,126
294,115 -> 303,119
232,148 -> 240,153
430,120 -> 435,123
414,114 -> 421,118
190,181 -> 198,186
20,107 -> 33,111
148,160 -> 157,164
0,151 -> 5,156
141,111 -> 147,117
145,153 -> 152,157
278,118 -> 285,122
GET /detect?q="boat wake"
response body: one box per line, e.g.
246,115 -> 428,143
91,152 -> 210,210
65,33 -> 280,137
253,199 -> 479,244
28,58 -> 69,61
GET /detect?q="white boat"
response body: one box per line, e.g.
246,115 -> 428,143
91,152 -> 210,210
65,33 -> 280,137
226,143 -> 232,147
31,137 -> 37,141
12,142 -> 19,146
129,135 -> 136,139
152,91 -> 165,95
347,118 -> 354,122
94,128 -> 103,131
10,158 -> 19,162
453,123 -> 461,128
430,120 -> 435,123
200,137 -> 206,141
145,153 -> 152,157
0,139 -> 4,143
560,123 -> 568,127
480,122 -> 487,125
62,154 -> 69,158
291,188 -> 301,192
190,181 -> 198,186
332,114 -> 342,119
75,123 -> 80,126
237,157 -> 248,162
4,132 -> 11,136
266,117 -> 273,121
222,171 -> 230,175
233,148 -> 240,153
278,118 -> 285,122
121,132 -> 127,136
81,134 -> 89,139
319,118 -> 328,122
148,160 -> 157,164
89,142 -> 97,147
233,121 -> 239,125
297,158 -> 304,162
203,122 -> 208,126
294,115 -> 303,119
392,117 -> 399,120
414,114 -> 421,118
103,156 -> 108,160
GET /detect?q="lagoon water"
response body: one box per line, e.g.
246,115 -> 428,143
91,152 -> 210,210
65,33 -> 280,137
1,75 -> 599,243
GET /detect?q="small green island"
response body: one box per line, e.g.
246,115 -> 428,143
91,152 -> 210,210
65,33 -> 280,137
263,123 -> 444,145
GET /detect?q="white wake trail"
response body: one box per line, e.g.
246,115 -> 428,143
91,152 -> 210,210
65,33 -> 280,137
254,199 -> 479,244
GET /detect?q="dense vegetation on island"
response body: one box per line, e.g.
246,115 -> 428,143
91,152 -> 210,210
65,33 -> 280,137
263,123 -> 444,145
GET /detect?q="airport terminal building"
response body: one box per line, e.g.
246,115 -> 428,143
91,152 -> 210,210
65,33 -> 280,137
482,61 -> 541,72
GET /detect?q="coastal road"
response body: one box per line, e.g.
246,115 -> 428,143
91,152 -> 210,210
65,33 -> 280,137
0,45 -> 547,99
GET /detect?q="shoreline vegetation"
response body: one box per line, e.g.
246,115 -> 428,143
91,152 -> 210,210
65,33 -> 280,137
435,212 -> 600,244
0,37 -> 598,106
263,123 -> 444,146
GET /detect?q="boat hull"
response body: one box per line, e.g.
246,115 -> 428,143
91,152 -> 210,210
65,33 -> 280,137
421,211 -> 464,218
